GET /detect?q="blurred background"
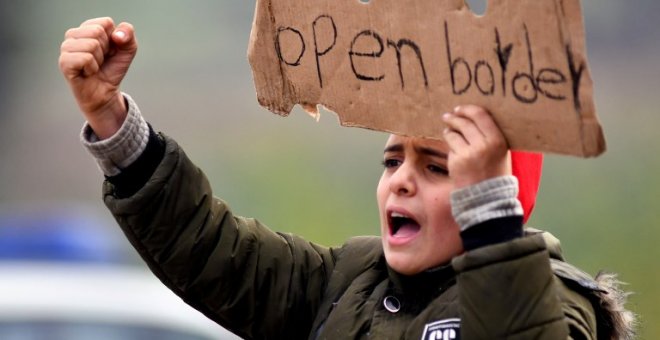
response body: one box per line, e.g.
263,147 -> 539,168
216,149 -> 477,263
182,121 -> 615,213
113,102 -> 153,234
0,0 -> 658,338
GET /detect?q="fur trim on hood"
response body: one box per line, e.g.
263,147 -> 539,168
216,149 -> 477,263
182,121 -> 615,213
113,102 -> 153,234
533,229 -> 636,339
594,272 -> 637,340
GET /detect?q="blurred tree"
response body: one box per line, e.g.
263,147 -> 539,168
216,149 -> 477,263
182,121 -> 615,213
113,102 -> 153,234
0,2 -> 12,120
0,1 -> 26,121
0,1 -> 28,194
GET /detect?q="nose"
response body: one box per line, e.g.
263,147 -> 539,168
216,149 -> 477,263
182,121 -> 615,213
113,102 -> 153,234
389,162 -> 416,196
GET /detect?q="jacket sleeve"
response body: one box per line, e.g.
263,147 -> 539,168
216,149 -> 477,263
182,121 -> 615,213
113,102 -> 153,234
102,134 -> 336,339
451,234 -> 597,339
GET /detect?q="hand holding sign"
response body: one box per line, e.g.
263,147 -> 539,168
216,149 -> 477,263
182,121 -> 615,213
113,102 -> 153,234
443,106 -> 511,189
248,0 -> 605,157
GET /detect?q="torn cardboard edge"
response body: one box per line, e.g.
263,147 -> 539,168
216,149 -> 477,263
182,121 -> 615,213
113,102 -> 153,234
248,0 -> 606,157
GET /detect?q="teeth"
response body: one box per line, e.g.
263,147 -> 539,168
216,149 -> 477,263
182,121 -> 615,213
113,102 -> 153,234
390,212 -> 408,218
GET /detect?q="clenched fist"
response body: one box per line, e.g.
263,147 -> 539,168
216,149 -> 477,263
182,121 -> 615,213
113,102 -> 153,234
59,17 -> 138,139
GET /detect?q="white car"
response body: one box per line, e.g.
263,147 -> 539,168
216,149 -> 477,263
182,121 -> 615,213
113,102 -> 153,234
0,213 -> 242,340
0,262 -> 242,340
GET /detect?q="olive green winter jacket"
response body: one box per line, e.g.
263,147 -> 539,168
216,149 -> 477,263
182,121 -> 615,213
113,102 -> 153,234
103,135 -> 618,339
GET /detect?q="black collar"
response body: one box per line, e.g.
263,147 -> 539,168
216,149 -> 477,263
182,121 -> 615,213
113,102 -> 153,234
386,261 -> 456,297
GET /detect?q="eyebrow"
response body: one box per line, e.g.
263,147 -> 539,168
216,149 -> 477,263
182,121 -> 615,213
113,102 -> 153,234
418,146 -> 448,159
383,144 -> 404,153
383,144 -> 448,159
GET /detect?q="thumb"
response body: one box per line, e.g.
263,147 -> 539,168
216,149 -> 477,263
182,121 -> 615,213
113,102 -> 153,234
102,22 -> 138,86
111,22 -> 138,53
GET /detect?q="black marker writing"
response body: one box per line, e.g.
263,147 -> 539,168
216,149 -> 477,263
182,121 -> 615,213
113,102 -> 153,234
444,21 -> 472,95
475,60 -> 495,95
494,28 -> 513,96
512,24 -> 538,103
272,15 -> 581,111
312,15 -> 337,88
536,68 -> 567,101
387,38 -> 428,89
349,30 -> 385,81
565,44 -> 584,112
275,27 -> 305,66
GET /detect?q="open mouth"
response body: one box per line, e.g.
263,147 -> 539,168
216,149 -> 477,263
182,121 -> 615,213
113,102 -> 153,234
389,212 -> 421,238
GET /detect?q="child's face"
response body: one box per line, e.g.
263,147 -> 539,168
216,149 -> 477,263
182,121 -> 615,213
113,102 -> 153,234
377,135 -> 463,275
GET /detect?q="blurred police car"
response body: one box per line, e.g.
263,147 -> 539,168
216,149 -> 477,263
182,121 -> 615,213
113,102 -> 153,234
0,210 -> 241,340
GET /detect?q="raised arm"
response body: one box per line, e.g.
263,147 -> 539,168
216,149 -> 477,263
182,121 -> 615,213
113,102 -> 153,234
443,105 -> 597,339
59,17 -> 338,339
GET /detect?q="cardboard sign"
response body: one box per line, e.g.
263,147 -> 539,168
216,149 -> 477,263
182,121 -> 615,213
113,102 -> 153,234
248,0 -> 605,157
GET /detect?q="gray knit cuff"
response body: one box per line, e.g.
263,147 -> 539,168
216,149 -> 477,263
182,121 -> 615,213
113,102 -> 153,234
80,93 -> 149,176
451,176 -> 524,232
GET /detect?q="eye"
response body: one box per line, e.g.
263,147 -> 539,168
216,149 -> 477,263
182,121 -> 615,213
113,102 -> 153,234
427,164 -> 448,175
382,159 -> 401,169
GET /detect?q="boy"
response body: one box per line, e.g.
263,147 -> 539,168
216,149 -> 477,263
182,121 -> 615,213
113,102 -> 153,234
59,17 -> 634,339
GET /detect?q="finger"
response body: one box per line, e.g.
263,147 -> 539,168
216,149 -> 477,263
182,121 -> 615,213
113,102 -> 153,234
64,24 -> 110,55
60,38 -> 105,70
111,22 -> 137,52
454,105 -> 507,145
80,17 -> 115,38
59,52 -> 99,79
79,17 -> 115,55
442,112 -> 484,146
443,127 -> 469,154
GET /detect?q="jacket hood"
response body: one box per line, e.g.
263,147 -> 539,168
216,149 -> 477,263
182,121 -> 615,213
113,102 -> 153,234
529,229 -> 637,340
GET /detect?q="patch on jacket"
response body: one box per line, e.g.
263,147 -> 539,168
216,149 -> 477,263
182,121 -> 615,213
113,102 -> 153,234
421,318 -> 460,340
